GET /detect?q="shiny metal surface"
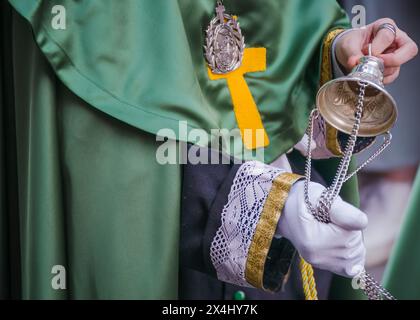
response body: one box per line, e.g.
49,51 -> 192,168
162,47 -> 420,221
204,1 -> 245,74
317,56 -> 398,137
305,83 -> 395,300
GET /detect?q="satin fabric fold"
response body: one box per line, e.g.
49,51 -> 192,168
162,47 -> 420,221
8,0 -> 349,162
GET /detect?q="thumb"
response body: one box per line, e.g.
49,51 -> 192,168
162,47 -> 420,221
347,53 -> 364,70
329,199 -> 368,231
337,31 -> 366,70
347,42 -> 370,69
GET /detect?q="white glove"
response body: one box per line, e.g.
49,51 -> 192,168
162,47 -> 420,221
276,180 -> 368,278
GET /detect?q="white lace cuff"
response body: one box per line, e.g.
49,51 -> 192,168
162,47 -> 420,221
209,161 -> 302,288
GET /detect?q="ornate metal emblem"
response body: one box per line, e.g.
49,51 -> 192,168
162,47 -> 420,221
204,1 -> 245,74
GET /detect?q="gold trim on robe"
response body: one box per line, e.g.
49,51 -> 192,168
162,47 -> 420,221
245,173 -> 302,289
320,28 -> 346,157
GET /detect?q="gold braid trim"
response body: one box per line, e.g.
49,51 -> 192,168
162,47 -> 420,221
326,123 -> 343,157
320,28 -> 346,157
245,173 -> 302,290
320,28 -> 345,86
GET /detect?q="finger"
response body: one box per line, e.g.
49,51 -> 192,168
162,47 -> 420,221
384,68 -> 400,84
318,230 -> 360,255
380,39 -> 419,67
329,200 -> 368,231
345,245 -> 366,277
317,256 -> 359,278
329,239 -> 365,277
345,231 -> 363,249
317,244 -> 365,278
320,224 -> 356,250
383,43 -> 398,55
347,54 -> 364,70
371,19 -> 398,56
384,66 -> 400,77
337,30 -> 366,69
346,39 -> 367,68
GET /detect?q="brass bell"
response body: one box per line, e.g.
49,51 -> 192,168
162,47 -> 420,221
317,55 -> 398,137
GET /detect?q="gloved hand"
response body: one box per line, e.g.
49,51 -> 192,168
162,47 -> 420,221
276,180 -> 368,278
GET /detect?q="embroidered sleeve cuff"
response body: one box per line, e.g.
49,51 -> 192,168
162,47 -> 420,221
318,28 -> 348,157
210,161 -> 302,291
320,28 -> 346,86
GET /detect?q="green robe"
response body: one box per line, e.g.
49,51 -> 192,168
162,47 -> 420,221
1,0 -> 361,299
383,169 -> 420,299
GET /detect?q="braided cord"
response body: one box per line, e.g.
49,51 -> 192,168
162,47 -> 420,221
299,257 -> 318,300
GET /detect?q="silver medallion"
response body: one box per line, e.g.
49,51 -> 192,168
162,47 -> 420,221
204,1 -> 245,74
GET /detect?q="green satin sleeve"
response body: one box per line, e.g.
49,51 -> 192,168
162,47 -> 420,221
8,0 -> 349,163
